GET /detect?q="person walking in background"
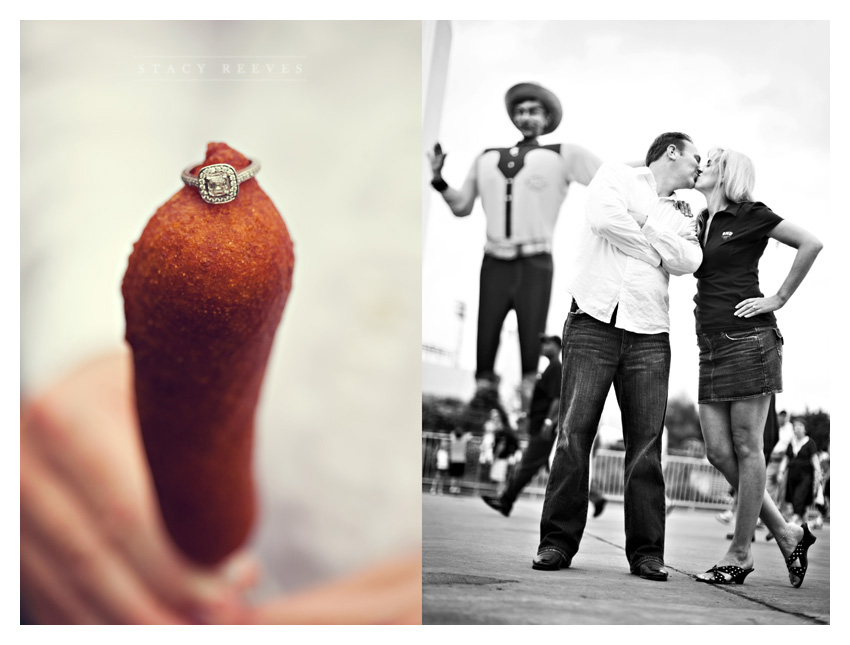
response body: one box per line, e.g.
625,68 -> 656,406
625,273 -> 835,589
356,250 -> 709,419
431,438 -> 450,495
532,132 -> 703,581
448,427 -> 474,495
428,82 -> 603,411
691,146 -> 822,588
490,415 -> 520,495
816,446 -> 829,523
779,420 -> 823,527
766,409 -> 793,508
481,335 -> 608,518
478,410 -> 498,482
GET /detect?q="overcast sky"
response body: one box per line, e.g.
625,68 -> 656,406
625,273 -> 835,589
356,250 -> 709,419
423,20 -> 830,417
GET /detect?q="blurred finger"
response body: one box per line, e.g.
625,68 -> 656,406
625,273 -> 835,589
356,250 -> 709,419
225,551 -> 261,593
23,352 -> 241,620
21,444 -> 185,625
21,537 -> 101,625
247,553 -> 421,625
249,552 -> 421,624
328,551 -> 421,590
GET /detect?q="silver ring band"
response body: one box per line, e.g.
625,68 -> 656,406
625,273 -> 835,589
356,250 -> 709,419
181,159 -> 260,204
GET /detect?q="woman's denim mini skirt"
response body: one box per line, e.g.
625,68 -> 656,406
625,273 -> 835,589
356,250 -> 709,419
697,326 -> 784,403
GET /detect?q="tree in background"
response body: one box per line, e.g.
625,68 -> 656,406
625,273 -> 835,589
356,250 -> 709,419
423,389 -> 513,435
422,394 -> 465,432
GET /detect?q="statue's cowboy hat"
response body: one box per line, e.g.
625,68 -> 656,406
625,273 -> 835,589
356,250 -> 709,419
505,82 -> 562,135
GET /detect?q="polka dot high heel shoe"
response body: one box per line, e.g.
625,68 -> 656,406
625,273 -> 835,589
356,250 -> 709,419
786,523 -> 816,588
695,564 -> 754,585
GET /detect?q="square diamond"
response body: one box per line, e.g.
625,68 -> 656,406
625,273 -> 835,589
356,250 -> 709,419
198,164 -> 239,204
206,171 -> 231,196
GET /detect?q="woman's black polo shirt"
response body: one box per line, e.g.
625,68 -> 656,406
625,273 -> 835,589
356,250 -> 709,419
694,201 -> 783,332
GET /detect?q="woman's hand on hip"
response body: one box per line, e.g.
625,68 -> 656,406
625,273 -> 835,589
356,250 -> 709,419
734,294 -> 785,318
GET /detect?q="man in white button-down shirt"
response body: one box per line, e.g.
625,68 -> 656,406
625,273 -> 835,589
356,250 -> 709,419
532,133 -> 703,582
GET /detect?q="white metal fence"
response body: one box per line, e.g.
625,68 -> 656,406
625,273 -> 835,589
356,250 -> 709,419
423,431 -> 733,509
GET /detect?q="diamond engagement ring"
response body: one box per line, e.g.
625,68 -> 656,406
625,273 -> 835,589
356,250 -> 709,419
181,160 -> 261,204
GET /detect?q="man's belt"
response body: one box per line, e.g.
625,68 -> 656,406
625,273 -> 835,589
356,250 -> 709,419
484,240 -> 552,260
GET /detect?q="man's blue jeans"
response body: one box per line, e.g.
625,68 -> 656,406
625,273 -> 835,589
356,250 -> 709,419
537,308 -> 670,570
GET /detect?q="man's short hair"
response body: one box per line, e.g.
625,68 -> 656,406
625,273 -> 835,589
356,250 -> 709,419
645,132 -> 693,167
539,333 -> 561,348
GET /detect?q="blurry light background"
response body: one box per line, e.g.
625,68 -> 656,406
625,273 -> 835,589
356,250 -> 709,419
423,21 -> 830,436
20,21 -> 422,597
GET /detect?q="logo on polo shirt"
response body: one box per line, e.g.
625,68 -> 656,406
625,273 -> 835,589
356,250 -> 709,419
525,175 -> 549,192
722,231 -> 734,240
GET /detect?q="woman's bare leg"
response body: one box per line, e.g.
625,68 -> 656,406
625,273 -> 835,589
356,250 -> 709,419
698,399 -> 804,578
726,397 -> 770,557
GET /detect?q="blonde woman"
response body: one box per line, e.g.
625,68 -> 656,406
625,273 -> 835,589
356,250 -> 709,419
692,148 -> 822,587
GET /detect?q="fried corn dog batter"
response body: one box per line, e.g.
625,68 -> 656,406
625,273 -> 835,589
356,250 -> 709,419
123,142 -> 294,565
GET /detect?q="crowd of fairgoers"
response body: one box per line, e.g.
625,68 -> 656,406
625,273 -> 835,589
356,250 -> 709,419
422,407 -> 831,526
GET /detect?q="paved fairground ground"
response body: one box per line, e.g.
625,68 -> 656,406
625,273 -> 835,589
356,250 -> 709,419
423,492 -> 830,625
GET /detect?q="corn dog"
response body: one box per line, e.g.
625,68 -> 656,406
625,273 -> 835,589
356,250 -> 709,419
122,142 -> 294,565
